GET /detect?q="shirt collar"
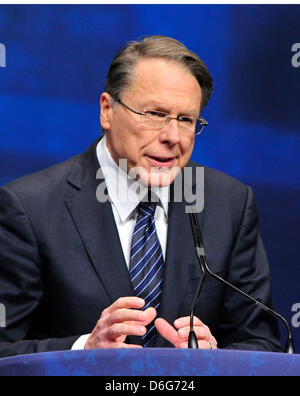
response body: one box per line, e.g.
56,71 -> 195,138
96,135 -> 169,223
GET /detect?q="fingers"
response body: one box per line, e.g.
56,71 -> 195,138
103,307 -> 146,327
177,325 -> 208,340
104,309 -> 157,339
104,297 -> 145,315
155,318 -> 180,347
155,316 -> 218,349
122,307 -> 157,327
85,297 -> 157,350
174,316 -> 217,346
175,317 -> 210,340
174,316 -> 203,329
103,323 -> 146,340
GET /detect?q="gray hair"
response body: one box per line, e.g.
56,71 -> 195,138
105,35 -> 213,113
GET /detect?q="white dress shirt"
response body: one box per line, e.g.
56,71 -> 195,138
72,135 -> 170,350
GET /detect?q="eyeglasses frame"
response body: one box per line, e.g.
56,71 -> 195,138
115,99 -> 208,136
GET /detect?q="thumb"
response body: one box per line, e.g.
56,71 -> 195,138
143,307 -> 157,325
155,318 -> 180,347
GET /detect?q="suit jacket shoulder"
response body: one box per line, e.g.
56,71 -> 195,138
4,139 -> 100,201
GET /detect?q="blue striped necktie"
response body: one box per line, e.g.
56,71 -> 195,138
129,201 -> 165,347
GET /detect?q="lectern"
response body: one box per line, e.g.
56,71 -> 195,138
0,348 -> 299,376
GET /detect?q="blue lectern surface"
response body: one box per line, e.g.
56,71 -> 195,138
0,348 -> 300,376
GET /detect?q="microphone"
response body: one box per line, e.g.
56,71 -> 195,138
188,209 -> 295,354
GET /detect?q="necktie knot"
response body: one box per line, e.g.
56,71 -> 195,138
138,201 -> 158,218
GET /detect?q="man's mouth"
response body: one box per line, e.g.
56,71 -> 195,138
146,155 -> 176,168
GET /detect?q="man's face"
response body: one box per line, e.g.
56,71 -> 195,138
100,58 -> 202,186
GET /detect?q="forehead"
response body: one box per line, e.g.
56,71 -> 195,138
124,58 -> 202,114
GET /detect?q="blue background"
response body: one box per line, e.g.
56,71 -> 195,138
0,5 -> 299,353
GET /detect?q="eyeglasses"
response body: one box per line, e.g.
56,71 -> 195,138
115,99 -> 208,136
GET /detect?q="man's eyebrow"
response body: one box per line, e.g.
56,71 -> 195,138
144,103 -> 169,113
145,103 -> 198,117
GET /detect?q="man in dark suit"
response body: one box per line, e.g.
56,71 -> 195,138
0,36 -> 282,358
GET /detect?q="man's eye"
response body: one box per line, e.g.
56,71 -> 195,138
147,111 -> 166,118
179,116 -> 194,124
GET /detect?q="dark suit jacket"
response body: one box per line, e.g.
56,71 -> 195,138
0,139 -> 282,357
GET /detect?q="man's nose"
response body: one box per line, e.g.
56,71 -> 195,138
159,118 -> 180,145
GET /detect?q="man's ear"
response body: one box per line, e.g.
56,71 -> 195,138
100,92 -> 114,131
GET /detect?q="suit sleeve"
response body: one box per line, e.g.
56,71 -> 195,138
218,186 -> 283,352
0,186 -> 79,358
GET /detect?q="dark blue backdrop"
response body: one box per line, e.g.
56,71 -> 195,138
0,5 -> 299,353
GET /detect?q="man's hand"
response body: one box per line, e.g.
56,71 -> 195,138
155,316 -> 217,349
85,297 -> 157,349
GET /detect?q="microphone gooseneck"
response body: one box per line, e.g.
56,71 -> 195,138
188,210 -> 295,354
188,208 -> 206,349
